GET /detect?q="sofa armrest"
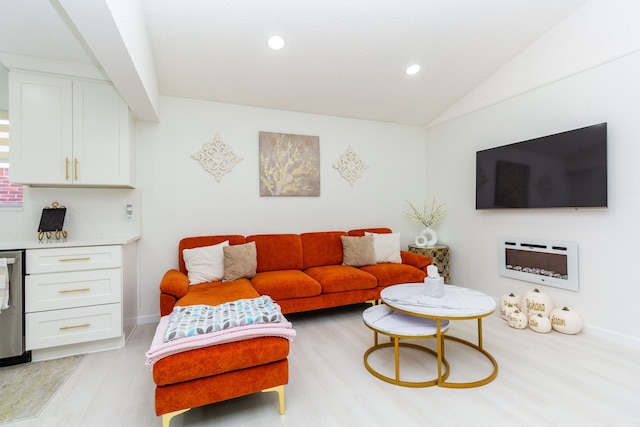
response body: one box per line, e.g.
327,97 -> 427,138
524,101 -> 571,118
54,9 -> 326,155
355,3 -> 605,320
160,269 -> 190,299
400,250 -> 432,273
159,269 -> 190,316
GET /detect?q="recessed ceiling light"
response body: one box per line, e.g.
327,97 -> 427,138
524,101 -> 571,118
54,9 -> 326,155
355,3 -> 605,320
268,35 -> 285,50
405,64 -> 421,75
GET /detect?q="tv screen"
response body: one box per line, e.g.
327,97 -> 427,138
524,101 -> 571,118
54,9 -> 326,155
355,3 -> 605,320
476,123 -> 607,209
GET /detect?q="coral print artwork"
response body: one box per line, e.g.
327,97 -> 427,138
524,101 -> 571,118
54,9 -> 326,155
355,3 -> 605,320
259,131 -> 320,196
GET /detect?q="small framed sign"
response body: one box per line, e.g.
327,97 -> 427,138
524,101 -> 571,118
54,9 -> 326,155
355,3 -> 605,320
38,202 -> 67,240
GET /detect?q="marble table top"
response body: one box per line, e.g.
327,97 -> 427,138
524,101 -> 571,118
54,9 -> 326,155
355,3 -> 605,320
363,304 -> 449,336
381,284 -> 496,319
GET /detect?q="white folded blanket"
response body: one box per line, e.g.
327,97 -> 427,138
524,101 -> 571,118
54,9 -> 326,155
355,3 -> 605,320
145,314 -> 296,366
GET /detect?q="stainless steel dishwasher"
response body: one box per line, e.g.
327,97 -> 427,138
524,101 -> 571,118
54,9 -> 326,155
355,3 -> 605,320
0,250 -> 31,366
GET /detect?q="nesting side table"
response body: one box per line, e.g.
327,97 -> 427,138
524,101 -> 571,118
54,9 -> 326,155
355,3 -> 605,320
362,304 -> 450,387
408,244 -> 450,284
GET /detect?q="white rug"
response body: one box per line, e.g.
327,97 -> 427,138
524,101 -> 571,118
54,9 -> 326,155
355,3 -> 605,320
0,355 -> 86,424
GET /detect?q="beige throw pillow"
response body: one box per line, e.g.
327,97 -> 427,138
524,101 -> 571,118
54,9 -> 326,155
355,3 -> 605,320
183,240 -> 229,284
341,235 -> 376,267
365,232 -> 402,264
223,241 -> 257,282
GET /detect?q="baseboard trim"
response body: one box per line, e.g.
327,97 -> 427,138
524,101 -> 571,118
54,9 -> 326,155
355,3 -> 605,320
137,313 -> 161,325
31,335 -> 125,361
582,323 -> 640,350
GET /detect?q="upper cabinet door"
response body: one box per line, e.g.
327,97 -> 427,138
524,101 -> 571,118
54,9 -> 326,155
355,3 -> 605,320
9,71 -> 73,185
72,80 -> 132,187
8,70 -> 134,188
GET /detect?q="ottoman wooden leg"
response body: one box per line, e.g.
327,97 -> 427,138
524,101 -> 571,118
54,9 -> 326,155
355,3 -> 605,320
261,385 -> 285,415
162,408 -> 190,427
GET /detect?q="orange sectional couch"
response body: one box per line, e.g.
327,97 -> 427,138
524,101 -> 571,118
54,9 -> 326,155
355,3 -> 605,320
154,228 -> 431,425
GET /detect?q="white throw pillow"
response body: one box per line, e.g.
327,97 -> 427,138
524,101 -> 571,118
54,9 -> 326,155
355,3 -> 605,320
182,241 -> 229,284
365,232 -> 402,264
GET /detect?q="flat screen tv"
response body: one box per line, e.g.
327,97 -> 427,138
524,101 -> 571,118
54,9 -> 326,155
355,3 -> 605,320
476,123 -> 607,209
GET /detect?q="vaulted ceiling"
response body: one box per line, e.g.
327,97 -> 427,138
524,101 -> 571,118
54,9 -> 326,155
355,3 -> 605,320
0,0 -> 586,126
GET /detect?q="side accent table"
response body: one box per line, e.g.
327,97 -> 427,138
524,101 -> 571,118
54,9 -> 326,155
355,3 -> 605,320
408,244 -> 450,284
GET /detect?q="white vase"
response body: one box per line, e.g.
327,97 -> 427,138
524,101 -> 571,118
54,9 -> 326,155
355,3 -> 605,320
414,227 -> 438,247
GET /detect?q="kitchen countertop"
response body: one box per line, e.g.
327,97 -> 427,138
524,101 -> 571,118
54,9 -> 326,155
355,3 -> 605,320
0,234 -> 141,251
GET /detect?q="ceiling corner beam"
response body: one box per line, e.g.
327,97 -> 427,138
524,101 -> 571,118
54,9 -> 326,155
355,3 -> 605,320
58,0 -> 160,122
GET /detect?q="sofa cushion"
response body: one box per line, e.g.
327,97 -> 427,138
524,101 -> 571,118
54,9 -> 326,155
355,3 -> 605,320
300,231 -> 347,269
305,265 -> 377,293
341,235 -> 376,267
247,234 -> 303,272
223,242 -> 257,281
178,235 -> 246,274
175,278 -> 259,308
182,240 -> 228,284
251,270 -> 322,300
365,232 -> 402,264
359,263 -> 426,287
348,227 -> 392,236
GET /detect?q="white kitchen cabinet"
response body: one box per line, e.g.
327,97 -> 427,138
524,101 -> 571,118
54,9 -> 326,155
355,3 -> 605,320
9,70 -> 134,187
25,245 -> 123,352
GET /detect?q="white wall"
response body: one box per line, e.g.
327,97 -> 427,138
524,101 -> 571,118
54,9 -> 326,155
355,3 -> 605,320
424,50 -> 640,342
135,97 -> 428,322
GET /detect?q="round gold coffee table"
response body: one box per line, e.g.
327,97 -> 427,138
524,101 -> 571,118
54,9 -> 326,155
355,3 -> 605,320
362,304 -> 450,387
381,283 -> 498,388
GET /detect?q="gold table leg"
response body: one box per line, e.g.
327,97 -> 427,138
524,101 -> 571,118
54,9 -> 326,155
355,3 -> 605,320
437,318 -> 498,388
363,326 -> 450,388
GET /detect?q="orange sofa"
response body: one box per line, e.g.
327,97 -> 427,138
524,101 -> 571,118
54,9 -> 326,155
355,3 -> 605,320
154,228 -> 431,425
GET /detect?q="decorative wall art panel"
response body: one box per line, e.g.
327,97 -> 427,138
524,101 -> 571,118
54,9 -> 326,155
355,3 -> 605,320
333,145 -> 368,187
192,133 -> 244,183
259,131 -> 320,196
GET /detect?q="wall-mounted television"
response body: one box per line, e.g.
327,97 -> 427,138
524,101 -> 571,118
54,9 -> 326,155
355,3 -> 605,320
476,123 -> 607,209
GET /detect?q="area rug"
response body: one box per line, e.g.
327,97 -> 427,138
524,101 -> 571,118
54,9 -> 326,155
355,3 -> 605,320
0,354 -> 86,424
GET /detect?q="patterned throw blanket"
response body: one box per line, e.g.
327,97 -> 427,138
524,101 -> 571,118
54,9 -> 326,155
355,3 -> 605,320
163,295 -> 283,342
146,316 -> 295,366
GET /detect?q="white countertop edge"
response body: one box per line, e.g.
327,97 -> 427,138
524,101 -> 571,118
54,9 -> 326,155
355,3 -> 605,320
0,234 -> 141,250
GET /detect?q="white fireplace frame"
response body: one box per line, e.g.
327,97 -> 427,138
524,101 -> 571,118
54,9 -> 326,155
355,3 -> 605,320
498,237 -> 579,292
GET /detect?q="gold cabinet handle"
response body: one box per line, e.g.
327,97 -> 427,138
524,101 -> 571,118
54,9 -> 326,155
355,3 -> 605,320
59,257 -> 91,262
65,157 -> 70,180
59,323 -> 91,330
74,158 -> 79,181
59,287 -> 91,294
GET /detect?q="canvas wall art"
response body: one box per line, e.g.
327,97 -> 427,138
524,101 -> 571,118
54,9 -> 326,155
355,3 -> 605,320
259,131 -> 320,196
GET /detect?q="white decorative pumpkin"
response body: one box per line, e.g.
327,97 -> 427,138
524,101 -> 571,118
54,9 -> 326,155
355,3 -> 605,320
501,304 -> 519,321
520,288 -> 554,317
528,313 -> 552,333
550,306 -> 583,334
507,310 -> 528,329
501,293 -> 520,309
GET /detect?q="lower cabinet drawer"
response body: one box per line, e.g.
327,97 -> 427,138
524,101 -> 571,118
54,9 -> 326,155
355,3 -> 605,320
26,303 -> 122,350
26,269 -> 122,312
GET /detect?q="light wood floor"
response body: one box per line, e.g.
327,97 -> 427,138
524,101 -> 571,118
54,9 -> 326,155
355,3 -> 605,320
6,304 -> 640,427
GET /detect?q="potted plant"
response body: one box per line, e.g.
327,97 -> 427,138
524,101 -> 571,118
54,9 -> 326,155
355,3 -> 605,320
405,198 -> 446,247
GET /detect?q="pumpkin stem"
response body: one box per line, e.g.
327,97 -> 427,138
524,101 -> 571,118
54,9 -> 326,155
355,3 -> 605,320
562,306 -> 570,311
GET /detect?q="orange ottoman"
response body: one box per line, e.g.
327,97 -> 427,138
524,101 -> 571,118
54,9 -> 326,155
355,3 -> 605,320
153,336 -> 290,426
151,279 -> 292,426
